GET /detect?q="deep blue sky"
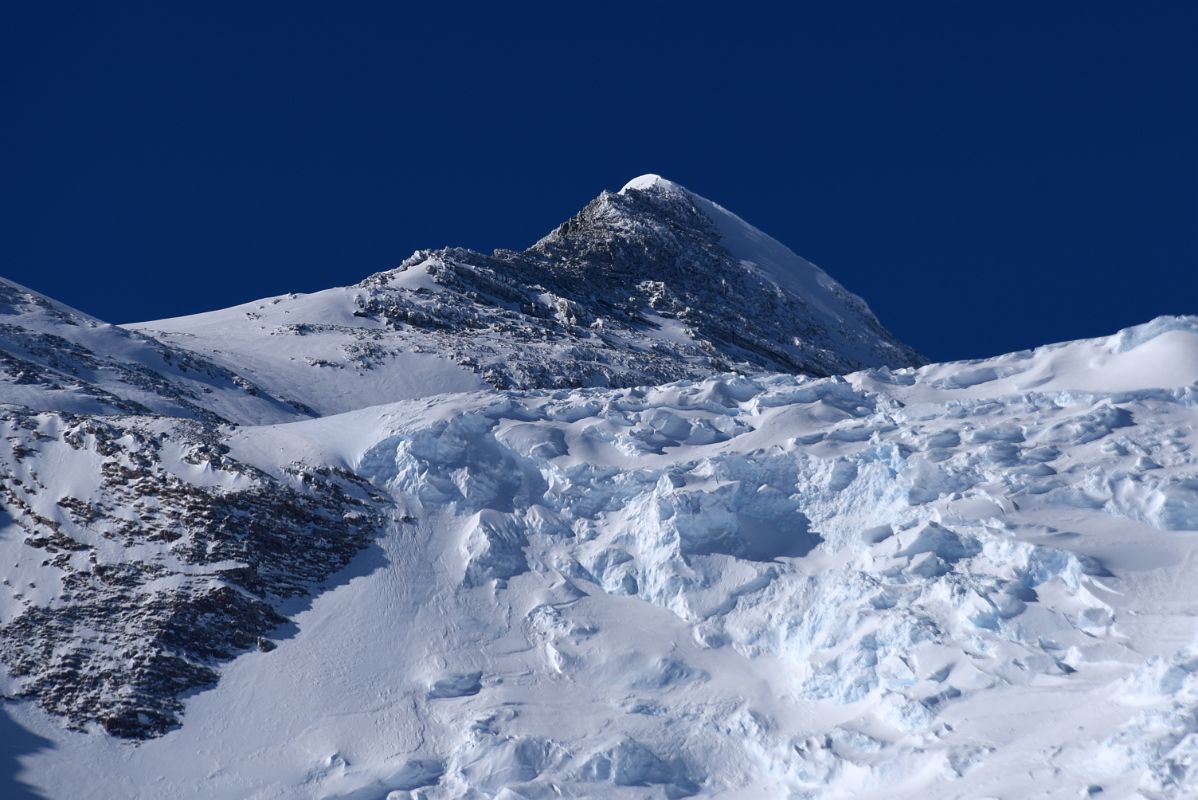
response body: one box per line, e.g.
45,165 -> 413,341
4,2 -> 1195,361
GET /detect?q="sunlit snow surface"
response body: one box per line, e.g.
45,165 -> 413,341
6,317 -> 1198,799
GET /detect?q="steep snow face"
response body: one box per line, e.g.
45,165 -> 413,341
125,176 -> 920,415
527,176 -> 920,375
620,175 -> 884,354
4,317 -> 1197,799
0,278 -> 311,425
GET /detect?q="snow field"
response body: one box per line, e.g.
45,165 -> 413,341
8,317 -> 1196,797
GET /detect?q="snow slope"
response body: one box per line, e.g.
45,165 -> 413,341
127,282 -> 488,417
125,176 -> 919,416
4,316 -> 1197,798
0,278 -> 311,425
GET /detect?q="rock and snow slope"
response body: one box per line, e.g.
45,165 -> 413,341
2,309 -> 1197,798
126,176 -> 919,415
0,278 -> 311,425
1,177 -> 1196,799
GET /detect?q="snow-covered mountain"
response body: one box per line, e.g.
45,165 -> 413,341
126,176 -> 920,416
2,178 -> 1197,799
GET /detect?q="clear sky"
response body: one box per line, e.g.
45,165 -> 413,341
4,2 -> 1195,361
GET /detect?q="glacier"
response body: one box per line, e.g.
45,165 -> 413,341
2,316 -> 1197,798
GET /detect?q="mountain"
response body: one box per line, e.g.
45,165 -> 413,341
2,178 -> 1197,799
125,176 -> 921,416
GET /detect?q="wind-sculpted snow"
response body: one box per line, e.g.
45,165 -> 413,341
3,317 -> 1192,798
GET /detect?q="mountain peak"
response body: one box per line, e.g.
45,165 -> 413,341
123,176 -> 922,415
618,173 -> 685,195
528,177 -> 922,375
